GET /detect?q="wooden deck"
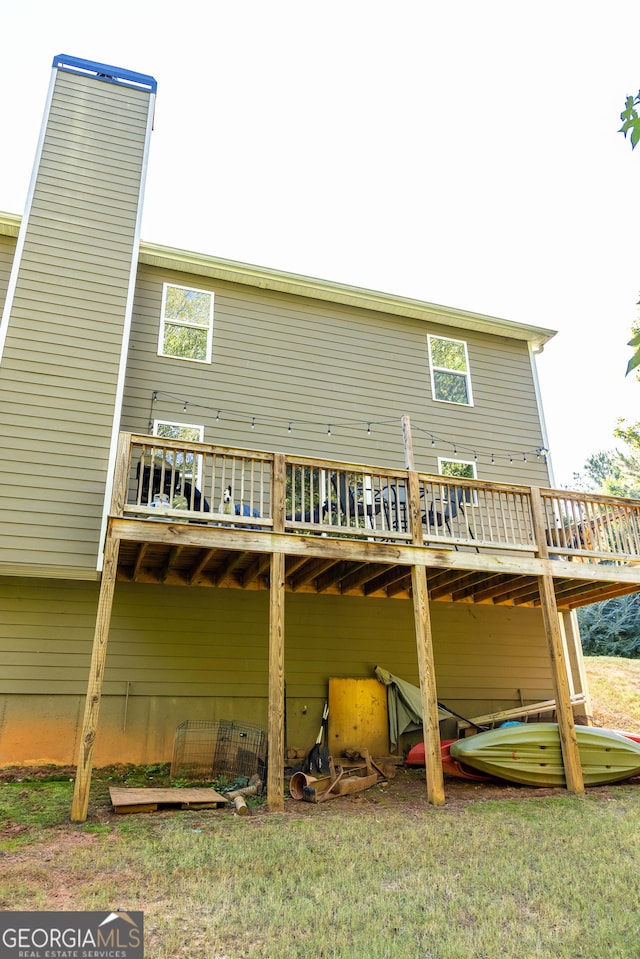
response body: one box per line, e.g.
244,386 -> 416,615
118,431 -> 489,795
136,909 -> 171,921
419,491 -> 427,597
69,431 -> 640,822
111,432 -> 640,610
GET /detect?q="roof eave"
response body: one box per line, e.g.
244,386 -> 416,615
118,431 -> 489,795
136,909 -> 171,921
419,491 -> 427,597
0,213 -> 556,348
139,241 -> 557,349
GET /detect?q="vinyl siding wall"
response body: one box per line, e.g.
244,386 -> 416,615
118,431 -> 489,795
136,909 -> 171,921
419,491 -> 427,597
0,71 -> 152,574
123,266 -> 551,484
0,577 -> 552,765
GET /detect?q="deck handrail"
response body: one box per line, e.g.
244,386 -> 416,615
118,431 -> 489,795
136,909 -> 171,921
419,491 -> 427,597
113,434 -> 640,565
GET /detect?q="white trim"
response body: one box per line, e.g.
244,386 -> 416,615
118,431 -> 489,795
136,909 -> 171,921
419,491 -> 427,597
528,343 -> 555,487
437,456 -> 477,479
97,91 -> 157,571
427,334 -> 474,406
137,241 -> 557,350
153,419 -> 205,487
152,419 -> 204,441
158,282 -> 214,363
0,66 -> 58,364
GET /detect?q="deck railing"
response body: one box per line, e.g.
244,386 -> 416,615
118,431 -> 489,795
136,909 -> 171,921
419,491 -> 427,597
116,435 -> 640,565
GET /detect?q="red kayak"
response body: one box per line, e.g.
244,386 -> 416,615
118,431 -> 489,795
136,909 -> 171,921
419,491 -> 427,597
407,739 -> 492,782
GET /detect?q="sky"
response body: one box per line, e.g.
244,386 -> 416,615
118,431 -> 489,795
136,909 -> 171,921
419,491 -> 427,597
2,1 -> 639,487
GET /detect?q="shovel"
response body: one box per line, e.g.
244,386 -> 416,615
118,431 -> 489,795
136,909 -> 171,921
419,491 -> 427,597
303,701 -> 331,775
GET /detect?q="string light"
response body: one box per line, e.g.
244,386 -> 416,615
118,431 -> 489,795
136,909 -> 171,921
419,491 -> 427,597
147,390 -> 550,465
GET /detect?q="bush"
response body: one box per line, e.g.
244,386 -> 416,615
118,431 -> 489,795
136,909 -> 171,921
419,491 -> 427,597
578,593 -> 640,657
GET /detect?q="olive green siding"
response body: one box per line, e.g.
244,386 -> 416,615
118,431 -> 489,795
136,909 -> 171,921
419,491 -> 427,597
0,70 -> 152,574
122,265 -> 551,484
0,576 -> 552,765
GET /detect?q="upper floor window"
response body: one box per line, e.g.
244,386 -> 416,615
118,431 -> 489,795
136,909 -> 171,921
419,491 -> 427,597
428,335 -> 473,405
159,283 -> 214,362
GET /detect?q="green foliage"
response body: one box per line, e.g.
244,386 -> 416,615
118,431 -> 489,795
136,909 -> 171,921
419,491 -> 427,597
573,423 -> 640,500
628,327 -> 640,376
576,422 -> 640,657
619,91 -> 640,149
578,594 -> 640,658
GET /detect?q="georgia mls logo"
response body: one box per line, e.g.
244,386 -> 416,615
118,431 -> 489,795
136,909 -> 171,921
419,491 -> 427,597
0,910 -> 144,958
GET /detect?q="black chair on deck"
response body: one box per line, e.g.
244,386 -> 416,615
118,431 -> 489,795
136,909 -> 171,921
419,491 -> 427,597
331,473 -> 378,528
425,485 -> 477,551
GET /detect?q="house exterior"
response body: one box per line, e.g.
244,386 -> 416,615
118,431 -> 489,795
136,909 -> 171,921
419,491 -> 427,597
1,55 -> 639,818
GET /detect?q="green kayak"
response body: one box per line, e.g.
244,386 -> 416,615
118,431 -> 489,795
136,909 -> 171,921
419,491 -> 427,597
450,723 -> 640,787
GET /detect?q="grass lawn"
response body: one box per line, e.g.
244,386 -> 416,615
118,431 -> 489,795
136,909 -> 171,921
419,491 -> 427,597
1,656 -> 640,958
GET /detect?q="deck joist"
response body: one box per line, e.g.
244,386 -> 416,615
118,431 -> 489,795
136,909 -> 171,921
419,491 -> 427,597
112,517 -> 640,610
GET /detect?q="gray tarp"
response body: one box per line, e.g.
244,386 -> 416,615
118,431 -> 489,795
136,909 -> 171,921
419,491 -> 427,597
374,666 -> 453,749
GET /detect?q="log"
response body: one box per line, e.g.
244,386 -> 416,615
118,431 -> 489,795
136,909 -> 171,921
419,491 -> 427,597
226,782 -> 261,800
233,796 -> 250,816
226,774 -> 262,800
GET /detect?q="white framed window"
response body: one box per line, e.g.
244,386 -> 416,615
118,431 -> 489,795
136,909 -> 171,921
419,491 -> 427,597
153,420 -> 204,488
158,283 -> 214,362
438,457 -> 477,506
428,335 -> 473,405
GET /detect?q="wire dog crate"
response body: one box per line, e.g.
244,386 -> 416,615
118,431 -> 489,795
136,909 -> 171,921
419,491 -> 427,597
171,720 -> 267,782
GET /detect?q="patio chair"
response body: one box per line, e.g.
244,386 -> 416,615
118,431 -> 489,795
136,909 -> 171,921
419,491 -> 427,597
425,485 -> 477,551
331,473 -> 378,528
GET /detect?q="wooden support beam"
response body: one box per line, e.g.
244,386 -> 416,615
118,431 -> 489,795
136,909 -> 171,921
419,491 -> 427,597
160,545 -> 185,582
289,558 -> 338,591
188,548 -> 217,585
216,550 -> 249,584
411,563 -> 445,806
132,542 -> 150,580
71,534 -> 120,822
363,565 -> 412,595
538,573 -> 584,795
385,574 -> 412,597
407,466 -> 445,806
338,562 -> 396,592
267,551 -> 285,812
244,552 -> 272,586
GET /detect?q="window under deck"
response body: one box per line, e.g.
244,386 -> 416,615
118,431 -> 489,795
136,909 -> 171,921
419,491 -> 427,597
109,433 -> 640,610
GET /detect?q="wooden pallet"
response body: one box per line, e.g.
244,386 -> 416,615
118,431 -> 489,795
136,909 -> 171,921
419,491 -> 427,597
109,786 -> 229,814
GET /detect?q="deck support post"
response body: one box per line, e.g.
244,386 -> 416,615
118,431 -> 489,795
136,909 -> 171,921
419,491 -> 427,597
267,451 -> 286,812
406,457 -> 445,806
538,573 -> 585,795
267,551 -> 286,811
71,534 -> 120,821
411,565 -> 445,805
529,486 -> 584,794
